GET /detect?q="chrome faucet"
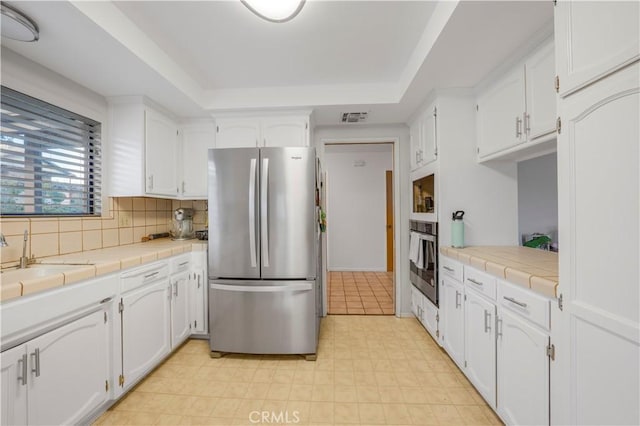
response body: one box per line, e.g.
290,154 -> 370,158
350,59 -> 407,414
19,230 -> 29,269
0,233 -> 7,247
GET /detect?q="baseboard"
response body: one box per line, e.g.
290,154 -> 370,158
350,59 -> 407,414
328,267 -> 388,272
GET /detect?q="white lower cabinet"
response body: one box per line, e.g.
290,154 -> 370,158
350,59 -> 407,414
442,275 -> 465,368
411,284 -> 423,319
170,271 -> 191,347
189,269 -> 207,334
121,279 -> 171,389
464,289 -> 496,408
1,345 -> 28,426
421,297 -> 439,342
1,309 -> 109,426
497,308 -> 549,426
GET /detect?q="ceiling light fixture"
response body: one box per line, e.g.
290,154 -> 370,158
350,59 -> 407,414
1,1 -> 39,42
241,0 -> 305,23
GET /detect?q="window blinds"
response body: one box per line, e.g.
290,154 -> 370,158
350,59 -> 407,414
0,86 -> 102,215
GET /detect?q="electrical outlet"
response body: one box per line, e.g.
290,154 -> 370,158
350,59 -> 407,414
118,211 -> 132,227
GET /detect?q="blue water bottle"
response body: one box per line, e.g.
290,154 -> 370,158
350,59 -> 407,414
451,211 -> 465,248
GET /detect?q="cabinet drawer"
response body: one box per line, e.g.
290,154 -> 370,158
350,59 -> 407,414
121,263 -> 169,293
170,255 -> 191,274
464,266 -> 497,301
441,257 -> 463,282
498,280 -> 550,330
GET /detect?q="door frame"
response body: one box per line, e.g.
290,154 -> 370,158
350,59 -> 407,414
319,137 -> 401,317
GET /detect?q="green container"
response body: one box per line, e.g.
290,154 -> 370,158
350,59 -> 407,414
451,210 -> 465,248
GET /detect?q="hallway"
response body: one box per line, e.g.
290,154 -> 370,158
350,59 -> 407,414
327,271 -> 394,315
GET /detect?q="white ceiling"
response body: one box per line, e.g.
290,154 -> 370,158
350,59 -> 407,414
0,1 -> 554,126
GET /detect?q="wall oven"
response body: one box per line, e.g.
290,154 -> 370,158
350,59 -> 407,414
409,220 -> 438,307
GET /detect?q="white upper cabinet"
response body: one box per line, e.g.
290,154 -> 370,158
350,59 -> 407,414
477,66 -> 527,158
525,40 -> 557,140
555,1 -> 639,98
215,118 -> 261,148
108,99 -> 179,198
145,109 -> 179,197
409,104 -> 437,171
262,116 -> 309,147
215,114 -> 310,148
477,38 -> 556,161
180,121 -> 215,199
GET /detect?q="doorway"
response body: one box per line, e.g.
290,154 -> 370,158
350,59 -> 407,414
323,142 -> 395,315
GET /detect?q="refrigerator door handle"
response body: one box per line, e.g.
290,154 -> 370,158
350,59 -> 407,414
249,158 -> 257,268
261,157 -> 270,267
210,282 -> 312,292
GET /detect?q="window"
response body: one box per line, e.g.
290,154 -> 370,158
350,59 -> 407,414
0,86 -> 102,216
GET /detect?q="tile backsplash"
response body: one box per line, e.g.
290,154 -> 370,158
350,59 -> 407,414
0,198 -> 207,268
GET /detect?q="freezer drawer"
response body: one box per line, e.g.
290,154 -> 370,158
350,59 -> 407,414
208,280 -> 317,355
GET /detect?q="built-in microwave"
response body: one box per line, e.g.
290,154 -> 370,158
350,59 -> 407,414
412,173 -> 435,214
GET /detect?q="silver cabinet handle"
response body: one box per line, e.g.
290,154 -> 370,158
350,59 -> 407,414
524,112 -> 530,135
248,158 -> 258,268
17,354 -> 27,385
197,275 -> 201,288
31,348 -> 40,377
148,175 -> 154,190
516,116 -> 522,138
497,317 -> 503,338
173,282 -> 178,297
144,271 -> 159,279
455,290 -> 461,309
468,278 -> 483,286
261,158 -> 270,268
503,296 -> 528,308
443,266 -> 454,272
178,261 -> 189,267
182,181 -> 186,194
484,310 -> 492,333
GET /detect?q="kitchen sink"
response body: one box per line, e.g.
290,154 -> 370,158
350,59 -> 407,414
1,264 -> 92,280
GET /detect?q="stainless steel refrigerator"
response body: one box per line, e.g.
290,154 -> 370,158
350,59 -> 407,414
207,147 -> 319,357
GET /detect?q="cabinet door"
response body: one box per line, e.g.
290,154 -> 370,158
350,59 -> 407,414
1,345 -> 28,426
420,107 -> 437,165
122,280 -> 171,388
525,39 -> 557,140
477,66 -> 526,158
171,271 -> 191,348
215,118 -> 260,148
181,124 -> 215,198
411,285 -> 422,319
497,309 -> 549,426
28,309 -> 109,426
441,276 -> 465,368
421,297 -> 439,343
189,270 -> 208,334
554,62 -> 639,425
145,109 -> 179,197
262,117 -> 309,147
464,290 -> 496,408
409,120 -> 421,171
555,1 -> 639,97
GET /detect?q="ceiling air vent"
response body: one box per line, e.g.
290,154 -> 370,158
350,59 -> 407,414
341,112 -> 368,123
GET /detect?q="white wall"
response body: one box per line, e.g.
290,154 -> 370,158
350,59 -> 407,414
314,124 -> 411,316
517,152 -> 558,244
324,144 -> 393,271
435,92 -> 519,247
1,48 -> 111,209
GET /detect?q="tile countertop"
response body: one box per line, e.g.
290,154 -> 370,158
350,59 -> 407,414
0,239 -> 207,302
440,246 -> 559,298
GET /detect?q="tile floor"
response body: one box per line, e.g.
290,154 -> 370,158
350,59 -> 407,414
94,316 -> 501,425
327,271 -> 394,315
